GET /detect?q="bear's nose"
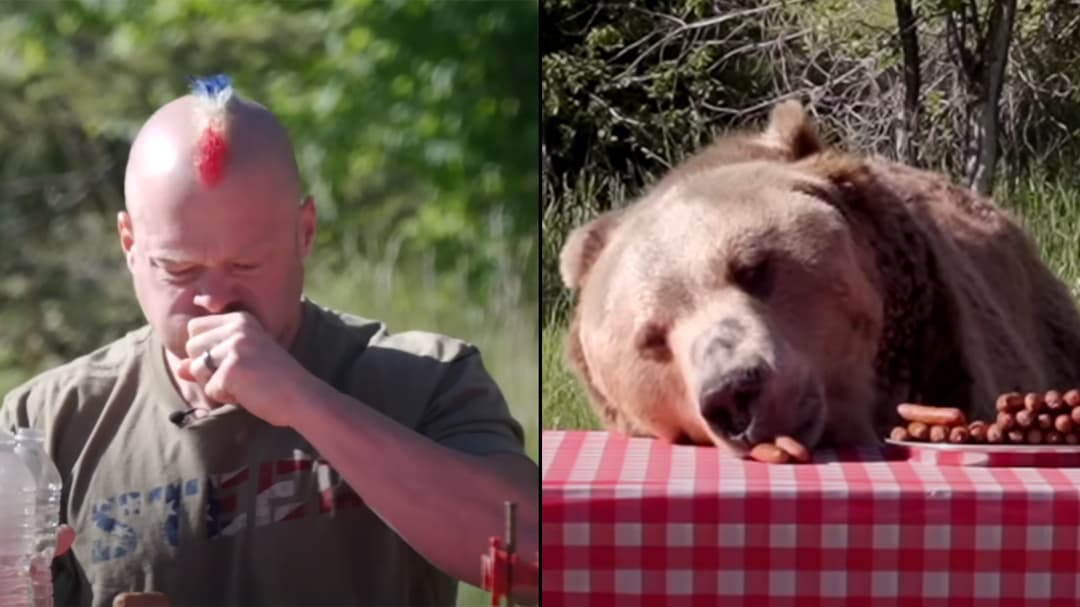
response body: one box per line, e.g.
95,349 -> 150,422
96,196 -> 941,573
699,364 -> 770,437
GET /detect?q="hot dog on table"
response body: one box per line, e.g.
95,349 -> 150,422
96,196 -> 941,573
742,389 -> 1080,461
890,389 -> 1080,445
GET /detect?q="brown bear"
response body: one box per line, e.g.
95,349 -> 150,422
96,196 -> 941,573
558,99 -> 1080,458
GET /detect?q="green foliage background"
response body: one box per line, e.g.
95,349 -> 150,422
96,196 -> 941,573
1,1 -> 538,604
1,0 -> 538,372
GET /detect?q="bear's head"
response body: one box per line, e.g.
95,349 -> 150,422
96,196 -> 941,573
560,101 -> 886,454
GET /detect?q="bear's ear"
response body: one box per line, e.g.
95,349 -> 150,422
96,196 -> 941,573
760,99 -> 823,161
559,207 -> 626,290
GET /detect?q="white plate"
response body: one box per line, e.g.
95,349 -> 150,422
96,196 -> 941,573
885,439 -> 1080,453
885,439 -> 1080,466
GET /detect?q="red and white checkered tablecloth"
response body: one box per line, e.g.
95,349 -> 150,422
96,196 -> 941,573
541,430 -> 1080,607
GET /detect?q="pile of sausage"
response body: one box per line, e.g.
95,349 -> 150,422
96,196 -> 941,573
890,390 -> 1080,445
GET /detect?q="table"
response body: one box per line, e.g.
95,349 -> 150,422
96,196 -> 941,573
541,430 -> 1080,606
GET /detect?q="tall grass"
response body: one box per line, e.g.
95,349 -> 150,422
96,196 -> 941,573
999,171 -> 1080,300
540,322 -> 598,431
541,170 -> 636,432
542,169 -> 637,324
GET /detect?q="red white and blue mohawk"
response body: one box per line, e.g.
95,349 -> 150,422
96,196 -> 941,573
188,74 -> 234,187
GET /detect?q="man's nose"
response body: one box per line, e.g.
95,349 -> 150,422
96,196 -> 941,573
192,271 -> 240,315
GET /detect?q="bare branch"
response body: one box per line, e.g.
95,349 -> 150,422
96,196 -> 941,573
617,2 -> 788,78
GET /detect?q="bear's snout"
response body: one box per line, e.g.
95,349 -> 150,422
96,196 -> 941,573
698,363 -> 771,437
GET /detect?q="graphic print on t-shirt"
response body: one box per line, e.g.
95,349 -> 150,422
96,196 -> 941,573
88,452 -> 363,563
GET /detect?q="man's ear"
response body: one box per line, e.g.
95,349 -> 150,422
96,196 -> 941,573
118,211 -> 136,270
297,195 -> 317,259
558,207 -> 625,290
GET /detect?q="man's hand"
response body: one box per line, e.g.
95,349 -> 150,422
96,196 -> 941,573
56,524 -> 75,557
31,525 -> 77,601
112,592 -> 172,607
176,311 -> 308,426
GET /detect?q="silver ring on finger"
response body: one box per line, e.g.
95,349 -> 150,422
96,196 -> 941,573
202,349 -> 218,373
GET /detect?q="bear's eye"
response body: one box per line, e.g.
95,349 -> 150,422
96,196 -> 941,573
730,256 -> 773,298
635,322 -> 672,362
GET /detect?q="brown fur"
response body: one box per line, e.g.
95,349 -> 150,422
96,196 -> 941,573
560,100 -> 1080,450
646,100 -> 825,199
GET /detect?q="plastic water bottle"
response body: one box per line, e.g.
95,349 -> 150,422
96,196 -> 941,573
13,429 -> 61,607
0,429 -> 35,607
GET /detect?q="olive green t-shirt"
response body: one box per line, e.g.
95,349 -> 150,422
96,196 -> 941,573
0,298 -> 527,607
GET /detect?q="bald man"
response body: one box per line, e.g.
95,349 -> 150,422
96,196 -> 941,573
1,76 -> 538,607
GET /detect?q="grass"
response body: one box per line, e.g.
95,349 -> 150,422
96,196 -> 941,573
540,167 -> 1080,440
999,171 -> 1080,300
540,322 -> 599,431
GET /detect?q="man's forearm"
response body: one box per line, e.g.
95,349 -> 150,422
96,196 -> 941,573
289,376 -> 539,602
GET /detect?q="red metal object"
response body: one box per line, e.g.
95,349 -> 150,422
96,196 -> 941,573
481,535 -> 539,606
